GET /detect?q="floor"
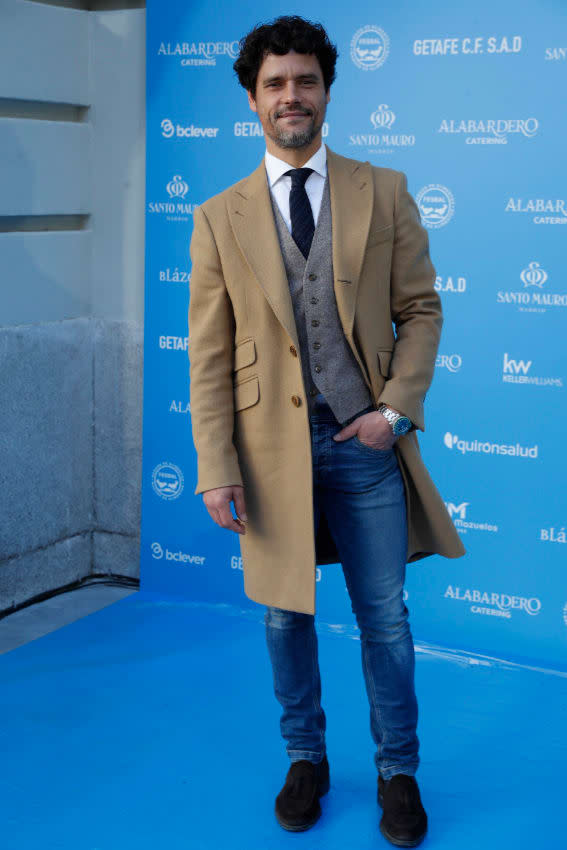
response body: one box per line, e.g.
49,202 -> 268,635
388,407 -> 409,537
0,586 -> 565,849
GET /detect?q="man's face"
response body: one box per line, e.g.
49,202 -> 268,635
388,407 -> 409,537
247,49 -> 330,149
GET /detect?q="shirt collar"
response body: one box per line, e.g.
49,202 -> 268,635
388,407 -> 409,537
264,142 -> 327,188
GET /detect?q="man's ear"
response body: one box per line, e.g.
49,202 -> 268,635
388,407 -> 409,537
247,89 -> 258,113
325,88 -> 331,105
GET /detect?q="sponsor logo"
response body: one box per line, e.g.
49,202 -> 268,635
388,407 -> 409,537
161,118 -> 219,139
170,400 -> 190,414
502,353 -> 563,388
445,501 -> 498,534
413,36 -> 522,56
505,198 -> 567,225
159,268 -> 190,284
444,585 -> 541,619
540,527 -> 566,544
234,121 -> 328,138
497,262 -> 567,313
351,25 -> 390,70
416,184 -> 455,228
152,462 -> 184,500
147,175 -> 198,222
545,47 -> 567,61
438,117 -> 538,145
563,602 -> 567,628
157,40 -> 239,67
443,432 -> 539,458
159,335 -> 188,351
349,104 -> 416,154
434,275 -> 467,293
436,354 -> 462,373
151,541 -> 205,564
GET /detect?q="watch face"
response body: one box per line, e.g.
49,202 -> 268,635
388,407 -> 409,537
393,417 -> 412,435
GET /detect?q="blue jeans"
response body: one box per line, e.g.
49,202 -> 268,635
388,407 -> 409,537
264,393 -> 419,780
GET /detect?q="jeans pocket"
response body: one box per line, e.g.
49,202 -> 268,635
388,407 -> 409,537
352,434 -> 392,455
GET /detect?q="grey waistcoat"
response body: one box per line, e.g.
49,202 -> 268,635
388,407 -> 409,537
269,173 -> 373,423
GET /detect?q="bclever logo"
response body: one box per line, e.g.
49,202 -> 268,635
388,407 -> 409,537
152,462 -> 184,500
157,40 -> 239,68
151,542 -> 164,559
416,185 -> 455,228
438,117 -> 538,145
413,35 -> 522,55
505,198 -> 567,225
497,262 -> 567,313
436,354 -> 462,372
443,432 -> 538,458
445,501 -> 498,534
349,105 -> 415,154
153,543 -> 205,564
147,176 -> 197,222
444,585 -> 540,619
351,26 -> 390,70
161,118 -> 219,139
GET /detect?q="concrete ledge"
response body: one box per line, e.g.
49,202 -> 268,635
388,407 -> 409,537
0,533 -> 91,612
93,530 -> 140,578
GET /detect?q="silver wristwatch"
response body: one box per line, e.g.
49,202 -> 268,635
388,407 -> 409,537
377,403 -> 412,436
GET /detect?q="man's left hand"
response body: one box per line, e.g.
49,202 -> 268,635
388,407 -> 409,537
332,409 -> 397,450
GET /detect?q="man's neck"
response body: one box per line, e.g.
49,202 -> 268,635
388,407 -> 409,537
265,136 -> 323,168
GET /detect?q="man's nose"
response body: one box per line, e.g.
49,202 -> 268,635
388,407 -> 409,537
282,82 -> 301,102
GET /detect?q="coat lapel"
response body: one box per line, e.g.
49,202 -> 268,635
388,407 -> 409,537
227,145 -> 374,368
227,159 -> 300,349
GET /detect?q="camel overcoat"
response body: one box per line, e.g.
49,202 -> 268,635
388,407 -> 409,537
188,144 -> 466,615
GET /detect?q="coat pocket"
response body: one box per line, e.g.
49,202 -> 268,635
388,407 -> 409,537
377,349 -> 393,378
367,223 -> 394,249
233,337 -> 256,372
234,374 -> 260,412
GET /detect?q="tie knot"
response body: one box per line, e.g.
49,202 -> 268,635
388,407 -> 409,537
285,167 -> 314,188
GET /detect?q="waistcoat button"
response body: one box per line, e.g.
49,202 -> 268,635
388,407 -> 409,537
310,297 -> 318,304
311,319 -> 319,327
314,365 -> 322,373
291,394 -> 301,407
308,273 -> 317,281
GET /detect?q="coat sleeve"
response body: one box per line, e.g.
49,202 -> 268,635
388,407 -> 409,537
376,171 -> 443,432
188,204 -> 243,495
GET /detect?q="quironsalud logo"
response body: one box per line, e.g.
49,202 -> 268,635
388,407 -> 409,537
350,26 -> 390,70
415,185 -> 455,228
443,432 -> 538,458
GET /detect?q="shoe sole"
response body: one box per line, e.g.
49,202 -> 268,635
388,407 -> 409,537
377,789 -> 427,848
275,776 -> 330,832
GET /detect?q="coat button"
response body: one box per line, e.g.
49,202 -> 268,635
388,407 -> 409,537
291,394 -> 301,407
289,345 -> 298,357
308,273 -> 317,281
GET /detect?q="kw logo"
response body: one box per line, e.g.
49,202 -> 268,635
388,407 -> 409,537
503,353 -> 532,375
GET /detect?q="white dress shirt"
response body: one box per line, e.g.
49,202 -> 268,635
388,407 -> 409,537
264,143 -> 327,233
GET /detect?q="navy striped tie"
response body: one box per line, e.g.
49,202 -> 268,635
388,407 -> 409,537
286,167 -> 315,259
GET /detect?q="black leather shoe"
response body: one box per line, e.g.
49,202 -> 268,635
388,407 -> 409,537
275,755 -> 330,831
377,773 -> 428,847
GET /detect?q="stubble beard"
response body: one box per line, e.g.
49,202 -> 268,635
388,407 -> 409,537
266,110 -> 325,150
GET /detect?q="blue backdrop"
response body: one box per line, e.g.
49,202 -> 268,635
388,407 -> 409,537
141,0 -> 567,671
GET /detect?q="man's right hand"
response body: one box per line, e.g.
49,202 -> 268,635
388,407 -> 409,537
202,485 -> 247,534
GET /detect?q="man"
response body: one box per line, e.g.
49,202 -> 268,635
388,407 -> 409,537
188,15 -> 465,848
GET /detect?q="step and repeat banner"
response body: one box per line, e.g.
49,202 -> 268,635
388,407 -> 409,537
141,0 -> 566,670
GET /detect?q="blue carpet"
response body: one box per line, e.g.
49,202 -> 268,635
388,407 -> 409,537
1,589 -> 565,849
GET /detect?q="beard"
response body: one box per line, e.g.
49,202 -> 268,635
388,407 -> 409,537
266,108 -> 324,149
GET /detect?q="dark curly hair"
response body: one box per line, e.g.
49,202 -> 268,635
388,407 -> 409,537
233,15 -> 338,97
